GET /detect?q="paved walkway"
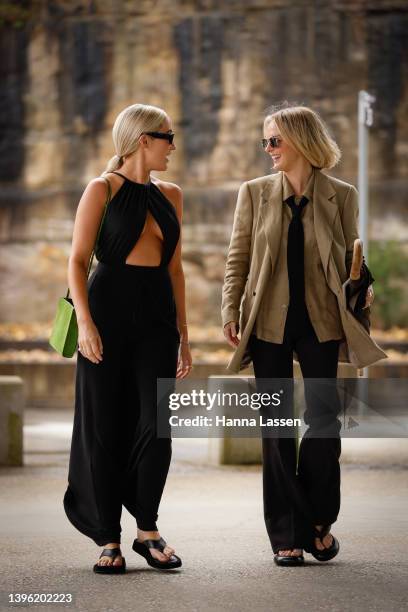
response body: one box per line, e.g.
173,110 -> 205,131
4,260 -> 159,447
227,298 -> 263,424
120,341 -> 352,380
0,410 -> 407,612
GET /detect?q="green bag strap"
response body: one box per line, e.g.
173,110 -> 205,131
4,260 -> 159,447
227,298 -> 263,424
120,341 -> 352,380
65,176 -> 112,300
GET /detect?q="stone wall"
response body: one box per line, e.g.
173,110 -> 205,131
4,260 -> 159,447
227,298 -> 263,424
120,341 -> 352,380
0,0 -> 407,324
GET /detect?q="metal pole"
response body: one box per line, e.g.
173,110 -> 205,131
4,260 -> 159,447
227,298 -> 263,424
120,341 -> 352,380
358,91 -> 375,265
357,91 -> 375,379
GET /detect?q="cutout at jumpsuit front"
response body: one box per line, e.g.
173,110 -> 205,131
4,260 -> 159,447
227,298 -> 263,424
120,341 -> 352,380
63,173 -> 180,546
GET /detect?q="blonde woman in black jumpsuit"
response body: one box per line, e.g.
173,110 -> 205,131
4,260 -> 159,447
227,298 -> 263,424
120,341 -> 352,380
64,103 -> 192,573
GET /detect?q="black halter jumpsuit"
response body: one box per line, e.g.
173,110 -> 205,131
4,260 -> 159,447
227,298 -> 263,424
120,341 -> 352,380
63,172 -> 180,546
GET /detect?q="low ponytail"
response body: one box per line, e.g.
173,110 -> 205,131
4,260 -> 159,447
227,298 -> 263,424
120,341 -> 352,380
103,154 -> 124,175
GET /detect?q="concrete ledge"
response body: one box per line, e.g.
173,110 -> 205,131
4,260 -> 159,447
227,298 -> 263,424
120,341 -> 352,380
0,361 -> 228,409
0,363 -> 76,410
209,437 -> 262,465
208,437 -> 408,467
206,374 -> 408,466
0,359 -> 405,410
0,376 -> 25,466
340,438 -> 408,466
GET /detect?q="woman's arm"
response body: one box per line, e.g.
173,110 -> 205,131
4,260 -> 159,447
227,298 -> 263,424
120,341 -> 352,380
160,181 -> 192,378
221,181 -> 253,329
67,178 -> 108,363
165,184 -> 187,336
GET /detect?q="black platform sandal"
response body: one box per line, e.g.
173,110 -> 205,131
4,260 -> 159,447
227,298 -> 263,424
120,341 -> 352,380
132,537 -> 182,570
273,550 -> 304,567
305,525 -> 340,562
93,547 -> 126,574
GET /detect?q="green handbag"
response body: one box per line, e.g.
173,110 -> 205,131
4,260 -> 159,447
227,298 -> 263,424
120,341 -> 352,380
49,177 -> 112,358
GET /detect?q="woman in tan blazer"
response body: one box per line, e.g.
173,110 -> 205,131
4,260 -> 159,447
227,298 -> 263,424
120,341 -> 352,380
222,105 -> 386,566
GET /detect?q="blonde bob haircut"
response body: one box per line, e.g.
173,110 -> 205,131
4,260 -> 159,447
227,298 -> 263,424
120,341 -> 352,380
264,104 -> 341,169
103,103 -> 167,174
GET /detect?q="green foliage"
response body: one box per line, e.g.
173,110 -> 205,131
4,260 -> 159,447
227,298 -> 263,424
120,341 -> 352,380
368,240 -> 408,329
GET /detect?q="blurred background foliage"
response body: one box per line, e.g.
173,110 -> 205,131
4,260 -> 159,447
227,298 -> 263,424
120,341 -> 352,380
369,241 -> 408,329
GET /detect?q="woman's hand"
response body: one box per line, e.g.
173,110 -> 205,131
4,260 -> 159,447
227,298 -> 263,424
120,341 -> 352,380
364,284 -> 374,309
77,319 -> 103,364
223,321 -> 240,348
176,341 -> 193,379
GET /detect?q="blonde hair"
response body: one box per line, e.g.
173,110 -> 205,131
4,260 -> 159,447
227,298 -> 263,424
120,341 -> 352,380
103,103 -> 167,174
264,103 -> 341,169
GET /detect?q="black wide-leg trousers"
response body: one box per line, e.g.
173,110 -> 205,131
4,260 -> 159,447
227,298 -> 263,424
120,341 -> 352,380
248,308 -> 342,553
63,262 -> 180,546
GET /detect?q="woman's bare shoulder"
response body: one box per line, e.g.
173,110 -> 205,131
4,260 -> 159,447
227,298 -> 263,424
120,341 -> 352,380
152,178 -> 182,209
152,177 -> 182,194
76,177 -> 111,216
84,176 -> 111,197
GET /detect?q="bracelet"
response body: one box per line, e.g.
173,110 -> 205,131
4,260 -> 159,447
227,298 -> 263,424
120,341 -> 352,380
180,341 -> 190,345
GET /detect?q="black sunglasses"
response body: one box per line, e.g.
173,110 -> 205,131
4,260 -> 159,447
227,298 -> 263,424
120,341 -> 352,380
144,131 -> 175,144
261,136 -> 282,149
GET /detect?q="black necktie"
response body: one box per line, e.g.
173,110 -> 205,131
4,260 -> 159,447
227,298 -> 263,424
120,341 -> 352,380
286,195 -> 309,310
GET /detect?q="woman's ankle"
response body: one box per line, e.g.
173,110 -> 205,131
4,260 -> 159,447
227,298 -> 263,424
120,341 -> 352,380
137,528 -> 159,540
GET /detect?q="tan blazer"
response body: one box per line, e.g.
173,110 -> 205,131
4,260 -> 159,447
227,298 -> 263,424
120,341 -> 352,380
221,169 -> 388,373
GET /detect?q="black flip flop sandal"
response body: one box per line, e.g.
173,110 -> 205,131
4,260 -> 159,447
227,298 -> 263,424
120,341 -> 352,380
304,525 -> 340,562
132,537 -> 182,570
93,547 -> 126,574
273,551 -> 304,566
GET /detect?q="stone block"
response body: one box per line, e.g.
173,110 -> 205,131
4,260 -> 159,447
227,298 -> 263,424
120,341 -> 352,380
207,363 -> 360,465
0,376 -> 25,466
207,375 -> 262,465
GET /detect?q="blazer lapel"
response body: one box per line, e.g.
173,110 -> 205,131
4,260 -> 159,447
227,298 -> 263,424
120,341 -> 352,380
260,174 -> 283,275
313,170 -> 338,275
260,170 -> 338,277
